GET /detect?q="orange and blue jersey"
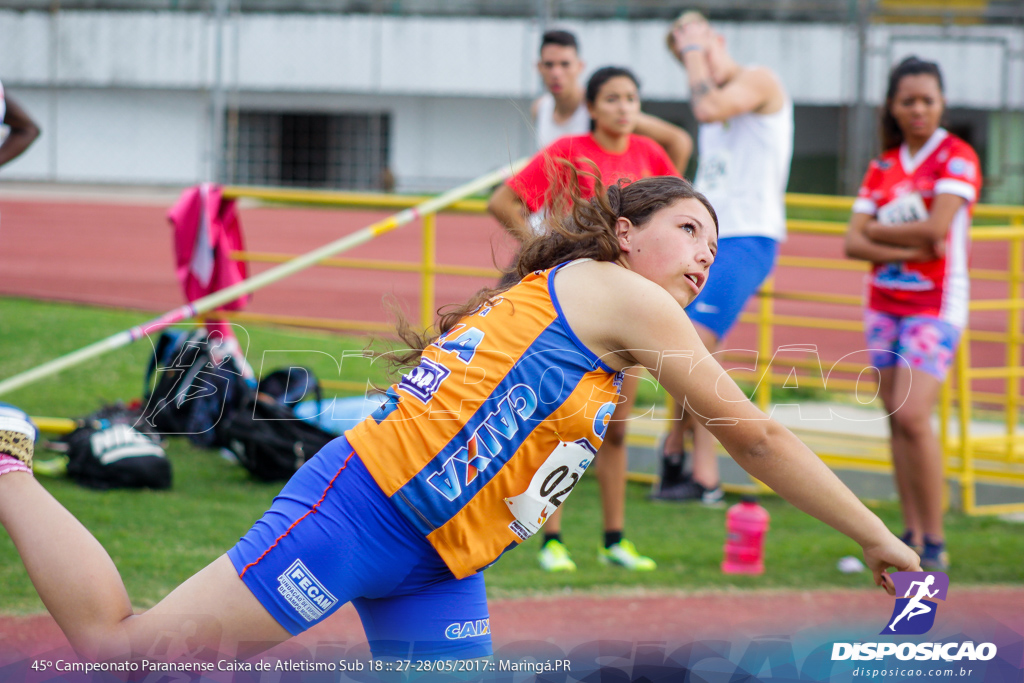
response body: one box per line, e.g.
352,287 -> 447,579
347,262 -> 623,578
226,261 -> 620,655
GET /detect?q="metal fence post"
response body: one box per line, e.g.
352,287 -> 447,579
756,277 -> 775,413
421,211 -> 437,330
939,353 -> 952,512
956,331 -> 975,514
1007,225 -> 1023,460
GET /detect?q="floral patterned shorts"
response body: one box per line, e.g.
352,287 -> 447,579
864,310 -> 962,381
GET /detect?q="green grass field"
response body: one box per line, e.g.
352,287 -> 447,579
1,296 -> 1021,615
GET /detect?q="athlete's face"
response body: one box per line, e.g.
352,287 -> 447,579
538,45 -> 584,97
889,74 -> 945,145
617,198 -> 717,307
588,76 -> 641,138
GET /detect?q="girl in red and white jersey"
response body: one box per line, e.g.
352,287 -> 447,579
845,56 -> 982,572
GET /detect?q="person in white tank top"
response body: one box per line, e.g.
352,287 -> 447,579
653,11 -> 794,504
530,29 -> 693,166
0,79 -> 40,170
534,91 -> 591,149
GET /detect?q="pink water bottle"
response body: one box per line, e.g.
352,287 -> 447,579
722,495 -> 770,575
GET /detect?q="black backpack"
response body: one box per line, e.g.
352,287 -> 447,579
218,389 -> 337,482
62,404 -> 172,490
140,329 -> 249,448
258,366 -> 322,409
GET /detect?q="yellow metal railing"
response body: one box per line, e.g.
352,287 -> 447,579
222,185 -> 1024,515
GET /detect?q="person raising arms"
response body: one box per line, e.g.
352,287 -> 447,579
844,56 -> 981,571
532,29 -> 692,170
490,66 -> 677,573
1,174 -> 918,667
653,10 -> 793,505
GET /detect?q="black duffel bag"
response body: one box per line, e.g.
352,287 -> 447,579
219,390 -> 336,482
63,404 -> 172,490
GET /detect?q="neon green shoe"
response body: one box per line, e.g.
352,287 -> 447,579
33,455 -> 69,478
598,539 -> 657,571
538,539 -> 577,572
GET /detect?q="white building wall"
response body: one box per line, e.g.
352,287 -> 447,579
1,10 -> 1021,188
2,88 -> 208,183
53,89 -> 208,184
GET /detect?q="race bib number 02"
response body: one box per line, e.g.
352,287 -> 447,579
504,441 -> 594,538
877,192 -> 928,226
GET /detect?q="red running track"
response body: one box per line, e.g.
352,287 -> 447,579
0,197 -> 517,324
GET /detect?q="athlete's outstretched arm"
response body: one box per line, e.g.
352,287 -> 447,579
570,265 -> 922,591
0,470 -> 290,661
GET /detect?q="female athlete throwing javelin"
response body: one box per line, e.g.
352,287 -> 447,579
1,174 -> 918,666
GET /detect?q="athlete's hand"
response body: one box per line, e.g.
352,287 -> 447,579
862,534 -> 921,596
673,21 -> 711,55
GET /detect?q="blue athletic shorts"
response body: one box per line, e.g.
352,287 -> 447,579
227,437 -> 492,659
686,236 -> 779,340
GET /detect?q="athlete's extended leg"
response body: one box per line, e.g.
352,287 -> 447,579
654,400 -> 693,492
595,372 -> 639,534
879,367 -> 922,548
589,372 -> 655,569
536,494 -> 576,571
650,321 -> 723,504
542,498 -> 565,536
887,366 -> 945,542
685,322 -> 723,494
0,472 -> 289,661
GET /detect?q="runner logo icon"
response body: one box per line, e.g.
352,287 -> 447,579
882,571 -> 948,635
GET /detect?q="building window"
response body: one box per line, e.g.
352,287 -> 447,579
229,111 -> 390,190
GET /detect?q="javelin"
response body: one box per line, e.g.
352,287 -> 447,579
0,158 -> 527,398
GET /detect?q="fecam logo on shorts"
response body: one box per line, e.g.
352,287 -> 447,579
277,560 -> 337,623
883,571 -> 948,635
